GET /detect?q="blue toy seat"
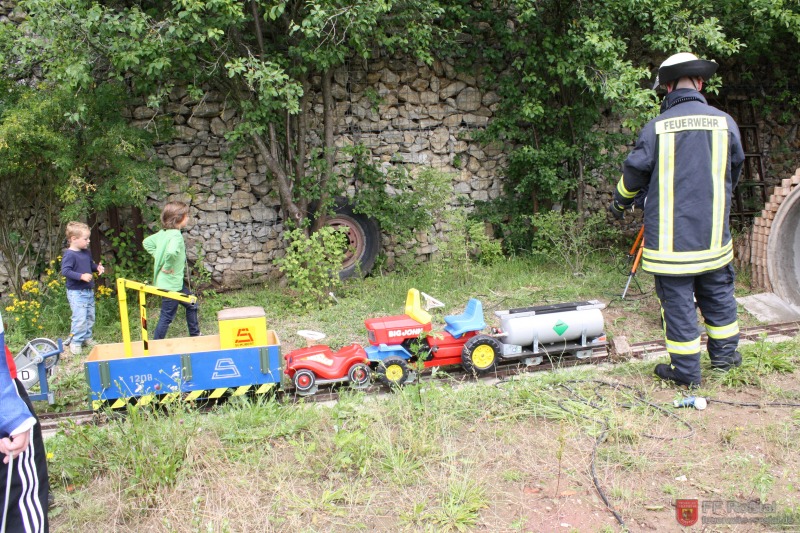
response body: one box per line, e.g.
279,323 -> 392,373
444,299 -> 486,338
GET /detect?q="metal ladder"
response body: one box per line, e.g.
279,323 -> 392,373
723,96 -> 768,230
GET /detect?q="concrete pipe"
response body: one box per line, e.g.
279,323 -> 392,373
767,185 -> 800,306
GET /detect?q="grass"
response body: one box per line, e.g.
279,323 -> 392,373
8,255 -> 800,531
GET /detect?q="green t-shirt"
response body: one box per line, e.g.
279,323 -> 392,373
142,229 -> 186,291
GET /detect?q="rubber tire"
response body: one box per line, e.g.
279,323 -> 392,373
347,363 -> 371,389
462,335 -> 502,375
26,338 -> 59,370
326,198 -> 380,280
376,357 -> 410,387
293,369 -> 317,395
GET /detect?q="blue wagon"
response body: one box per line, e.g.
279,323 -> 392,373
85,279 -> 282,409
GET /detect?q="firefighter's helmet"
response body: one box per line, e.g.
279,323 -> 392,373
652,52 -> 718,89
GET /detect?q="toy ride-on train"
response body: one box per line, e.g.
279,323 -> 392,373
84,279 -> 607,406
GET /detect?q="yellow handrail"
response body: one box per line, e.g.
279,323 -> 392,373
116,278 -> 197,357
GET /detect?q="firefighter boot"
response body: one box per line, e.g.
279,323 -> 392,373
711,350 -> 742,371
654,354 -> 702,388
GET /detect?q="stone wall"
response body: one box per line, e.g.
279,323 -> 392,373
128,54 -> 508,286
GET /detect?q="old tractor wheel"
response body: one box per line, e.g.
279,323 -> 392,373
462,335 -> 502,375
376,357 -> 410,387
326,198 -> 381,280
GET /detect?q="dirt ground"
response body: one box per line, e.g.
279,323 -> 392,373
491,370 -> 800,532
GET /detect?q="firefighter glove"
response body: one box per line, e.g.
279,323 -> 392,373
608,199 -> 625,220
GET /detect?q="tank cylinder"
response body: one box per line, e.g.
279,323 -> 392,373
497,308 -> 604,346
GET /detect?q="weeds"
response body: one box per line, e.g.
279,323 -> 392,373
709,339 -> 796,388
418,473 -> 488,532
48,404 -> 197,512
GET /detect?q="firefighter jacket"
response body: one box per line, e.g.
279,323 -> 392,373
614,89 -> 745,276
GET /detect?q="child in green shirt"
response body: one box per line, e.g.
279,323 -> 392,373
143,201 -> 200,339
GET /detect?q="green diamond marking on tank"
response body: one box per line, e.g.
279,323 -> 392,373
553,320 -> 569,336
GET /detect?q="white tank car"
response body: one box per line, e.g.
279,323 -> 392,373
494,300 -> 606,349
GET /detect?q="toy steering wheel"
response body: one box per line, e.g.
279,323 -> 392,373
297,330 -> 326,345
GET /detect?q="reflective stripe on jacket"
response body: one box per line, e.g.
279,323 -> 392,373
614,89 -> 745,276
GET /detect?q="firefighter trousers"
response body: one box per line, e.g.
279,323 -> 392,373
654,264 -> 740,384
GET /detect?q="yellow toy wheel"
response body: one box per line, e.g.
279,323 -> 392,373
462,335 -> 502,375
376,357 -> 410,387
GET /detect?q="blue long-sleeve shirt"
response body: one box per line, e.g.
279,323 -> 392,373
0,310 -> 36,438
61,248 -> 98,290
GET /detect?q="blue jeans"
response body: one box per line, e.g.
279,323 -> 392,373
67,289 -> 96,344
153,284 -> 200,340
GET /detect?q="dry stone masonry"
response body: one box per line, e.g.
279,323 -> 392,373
136,55 -> 508,286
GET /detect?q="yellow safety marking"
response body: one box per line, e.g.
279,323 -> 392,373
232,386 -> 251,396
711,129 -> 727,248
138,394 -> 155,406
92,400 -> 104,410
643,250 -> 733,276
706,321 -> 739,339
658,132 -> 675,253
184,390 -> 205,402
256,383 -> 275,394
643,241 -> 732,262
111,398 -> 127,409
160,392 -> 180,404
665,336 -> 701,355
616,175 -> 637,199
209,388 -> 228,399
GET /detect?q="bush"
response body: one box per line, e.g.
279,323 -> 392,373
437,208 -> 504,267
275,226 -> 348,309
532,210 -> 620,274
3,256 -> 116,344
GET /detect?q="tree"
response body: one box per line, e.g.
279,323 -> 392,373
449,0 -> 743,252
0,82 -> 157,295
13,0 -> 449,234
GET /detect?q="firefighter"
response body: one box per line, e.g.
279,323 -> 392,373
609,52 -> 745,387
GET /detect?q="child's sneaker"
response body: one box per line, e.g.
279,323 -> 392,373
69,343 -> 82,356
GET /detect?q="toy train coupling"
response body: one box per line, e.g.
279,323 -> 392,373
14,337 -> 64,403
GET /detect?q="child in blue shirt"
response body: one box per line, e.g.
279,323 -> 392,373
61,222 -> 104,355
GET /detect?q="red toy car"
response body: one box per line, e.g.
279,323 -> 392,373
284,335 -> 371,396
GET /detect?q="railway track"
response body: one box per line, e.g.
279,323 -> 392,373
38,320 -> 800,431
